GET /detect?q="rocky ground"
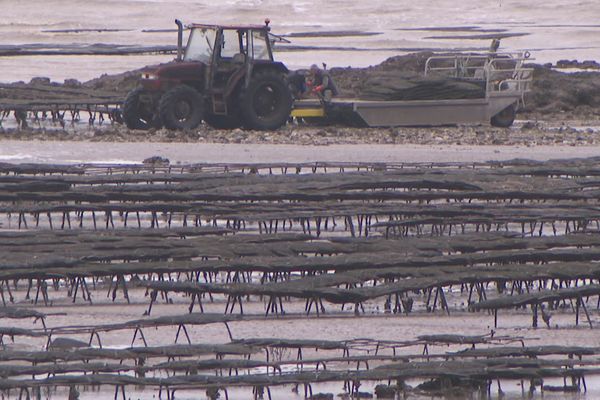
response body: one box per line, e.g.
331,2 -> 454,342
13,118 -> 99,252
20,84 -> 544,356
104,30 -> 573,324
1,117 -> 598,147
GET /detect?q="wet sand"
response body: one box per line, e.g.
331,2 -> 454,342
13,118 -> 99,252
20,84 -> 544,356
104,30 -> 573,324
1,139 -> 600,165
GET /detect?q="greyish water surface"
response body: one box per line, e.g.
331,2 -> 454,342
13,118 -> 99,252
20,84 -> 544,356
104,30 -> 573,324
1,0 -> 599,82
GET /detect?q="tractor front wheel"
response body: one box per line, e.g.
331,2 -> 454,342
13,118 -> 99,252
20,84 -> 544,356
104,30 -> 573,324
240,70 -> 292,130
123,87 -> 160,130
159,85 -> 204,130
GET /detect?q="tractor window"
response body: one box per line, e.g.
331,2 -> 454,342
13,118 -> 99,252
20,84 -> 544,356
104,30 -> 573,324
220,29 -> 242,59
184,28 -> 216,62
251,30 -> 271,60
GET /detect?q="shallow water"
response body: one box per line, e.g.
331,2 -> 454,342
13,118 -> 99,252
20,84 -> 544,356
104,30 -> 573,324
5,286 -> 600,399
1,0 -> 600,82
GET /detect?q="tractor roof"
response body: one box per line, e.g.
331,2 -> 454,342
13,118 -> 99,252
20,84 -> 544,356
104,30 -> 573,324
188,23 -> 270,31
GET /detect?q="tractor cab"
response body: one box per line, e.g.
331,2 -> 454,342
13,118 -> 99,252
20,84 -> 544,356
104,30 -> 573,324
123,20 -> 292,131
183,23 -> 276,115
184,24 -> 272,64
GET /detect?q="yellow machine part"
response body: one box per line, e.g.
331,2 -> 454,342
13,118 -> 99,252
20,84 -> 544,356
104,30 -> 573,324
290,107 -> 326,118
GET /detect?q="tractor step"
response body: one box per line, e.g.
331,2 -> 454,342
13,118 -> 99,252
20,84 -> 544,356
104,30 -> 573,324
211,91 -> 227,115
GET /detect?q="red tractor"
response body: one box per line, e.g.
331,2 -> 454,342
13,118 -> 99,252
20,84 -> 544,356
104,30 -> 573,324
123,20 -> 293,131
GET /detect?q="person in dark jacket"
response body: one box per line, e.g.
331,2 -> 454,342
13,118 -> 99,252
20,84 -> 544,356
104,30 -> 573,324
307,64 -> 338,101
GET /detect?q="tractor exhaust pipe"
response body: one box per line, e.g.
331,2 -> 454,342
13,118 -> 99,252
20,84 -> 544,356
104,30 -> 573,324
175,19 -> 183,61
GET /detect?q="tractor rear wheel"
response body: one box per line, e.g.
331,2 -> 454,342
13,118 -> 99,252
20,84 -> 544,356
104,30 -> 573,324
123,87 -> 160,130
491,103 -> 516,128
239,70 -> 292,130
159,85 -> 204,130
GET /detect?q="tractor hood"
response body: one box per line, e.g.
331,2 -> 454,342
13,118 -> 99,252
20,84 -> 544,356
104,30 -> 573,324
142,61 -> 205,81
